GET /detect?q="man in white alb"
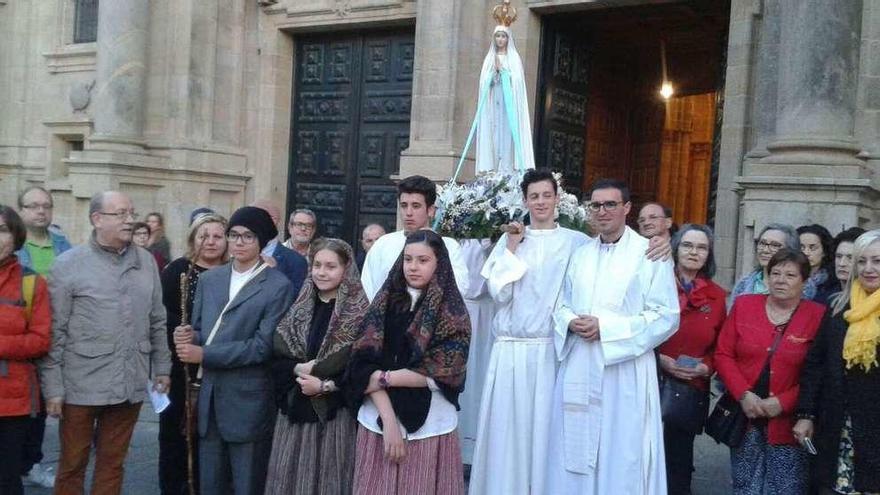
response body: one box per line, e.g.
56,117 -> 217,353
545,178 -> 679,495
360,175 -> 469,301
470,171 -> 671,495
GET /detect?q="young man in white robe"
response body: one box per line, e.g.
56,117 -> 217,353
545,178 -> 679,495
360,175 -> 469,301
471,171 -> 671,495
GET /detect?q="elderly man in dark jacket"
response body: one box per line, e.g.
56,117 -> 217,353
41,191 -> 171,495
175,206 -> 295,495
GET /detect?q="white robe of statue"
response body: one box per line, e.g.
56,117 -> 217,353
360,230 -> 470,302
476,26 -> 536,174
469,226 -> 590,495
545,227 -> 679,495
456,238 -> 496,464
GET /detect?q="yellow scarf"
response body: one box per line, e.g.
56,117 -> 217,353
843,282 -> 880,372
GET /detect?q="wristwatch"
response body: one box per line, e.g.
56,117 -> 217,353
379,370 -> 390,389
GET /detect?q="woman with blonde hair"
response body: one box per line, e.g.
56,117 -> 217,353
158,213 -> 228,495
795,229 -> 880,494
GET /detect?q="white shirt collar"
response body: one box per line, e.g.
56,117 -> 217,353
261,239 -> 278,257
406,286 -> 423,311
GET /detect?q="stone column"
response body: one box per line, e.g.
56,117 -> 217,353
743,0 -> 781,159
734,0 -> 870,274
90,0 -> 149,150
760,0 -> 862,167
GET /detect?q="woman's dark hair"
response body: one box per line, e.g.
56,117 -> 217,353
766,248 -> 811,282
146,212 -> 164,226
131,222 -> 151,235
388,230 -> 449,312
397,175 -> 437,207
797,224 -> 834,272
833,226 -> 866,254
0,204 -> 27,252
671,224 -> 716,278
520,169 -> 557,197
309,237 -> 352,266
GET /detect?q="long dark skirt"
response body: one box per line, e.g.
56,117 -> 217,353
264,409 -> 357,495
730,427 -> 808,495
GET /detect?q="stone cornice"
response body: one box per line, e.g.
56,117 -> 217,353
266,0 -> 415,29
42,43 -> 97,74
732,175 -> 877,193
67,150 -> 251,185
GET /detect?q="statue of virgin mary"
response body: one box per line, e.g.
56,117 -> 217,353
475,23 -> 536,174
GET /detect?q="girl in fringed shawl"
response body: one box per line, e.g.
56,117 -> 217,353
345,230 -> 471,495
265,238 -> 369,495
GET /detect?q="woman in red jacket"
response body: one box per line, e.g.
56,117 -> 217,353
657,224 -> 727,494
715,248 -> 825,495
0,205 -> 51,495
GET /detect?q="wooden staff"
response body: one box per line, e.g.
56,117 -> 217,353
179,268 -> 197,495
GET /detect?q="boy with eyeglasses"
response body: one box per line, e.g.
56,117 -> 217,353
173,206 -> 295,495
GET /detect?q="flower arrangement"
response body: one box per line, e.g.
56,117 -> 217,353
434,171 -> 590,240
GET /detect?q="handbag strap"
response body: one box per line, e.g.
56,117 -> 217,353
767,301 -> 799,357
751,301 -> 800,392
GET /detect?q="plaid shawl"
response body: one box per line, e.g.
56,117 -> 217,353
274,239 -> 368,371
347,232 -> 471,407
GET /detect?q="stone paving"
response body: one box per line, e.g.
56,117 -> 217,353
26,404 -> 732,494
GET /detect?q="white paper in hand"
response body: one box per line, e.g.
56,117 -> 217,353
147,379 -> 171,413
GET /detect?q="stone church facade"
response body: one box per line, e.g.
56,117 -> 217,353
0,0 -> 877,287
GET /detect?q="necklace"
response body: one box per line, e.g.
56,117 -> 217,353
765,300 -> 797,325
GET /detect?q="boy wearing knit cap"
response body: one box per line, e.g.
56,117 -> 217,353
173,206 -> 296,495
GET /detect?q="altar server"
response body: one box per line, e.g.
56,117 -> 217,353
468,170 -> 588,494
360,175 -> 468,301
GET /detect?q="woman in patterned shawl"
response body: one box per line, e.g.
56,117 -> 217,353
345,229 -> 471,495
265,238 -> 369,495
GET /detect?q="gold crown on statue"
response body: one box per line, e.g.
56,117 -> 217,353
492,0 -> 518,27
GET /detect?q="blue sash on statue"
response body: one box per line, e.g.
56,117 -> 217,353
500,69 -> 525,169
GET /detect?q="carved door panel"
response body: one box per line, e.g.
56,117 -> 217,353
535,23 -> 590,194
288,30 -> 414,244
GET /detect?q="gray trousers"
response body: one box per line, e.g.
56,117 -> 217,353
199,407 -> 272,495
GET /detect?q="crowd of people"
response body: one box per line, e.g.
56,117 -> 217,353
0,170 -> 878,495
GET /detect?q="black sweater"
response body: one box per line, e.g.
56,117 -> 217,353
797,306 -> 880,492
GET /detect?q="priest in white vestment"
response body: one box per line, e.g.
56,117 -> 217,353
361,175 -> 469,301
545,179 -> 679,495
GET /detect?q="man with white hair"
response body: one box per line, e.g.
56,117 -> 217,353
283,208 -> 317,258
43,191 -> 171,495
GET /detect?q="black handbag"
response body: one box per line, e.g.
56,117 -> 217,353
706,307 -> 796,448
705,391 -> 749,447
660,375 -> 710,434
